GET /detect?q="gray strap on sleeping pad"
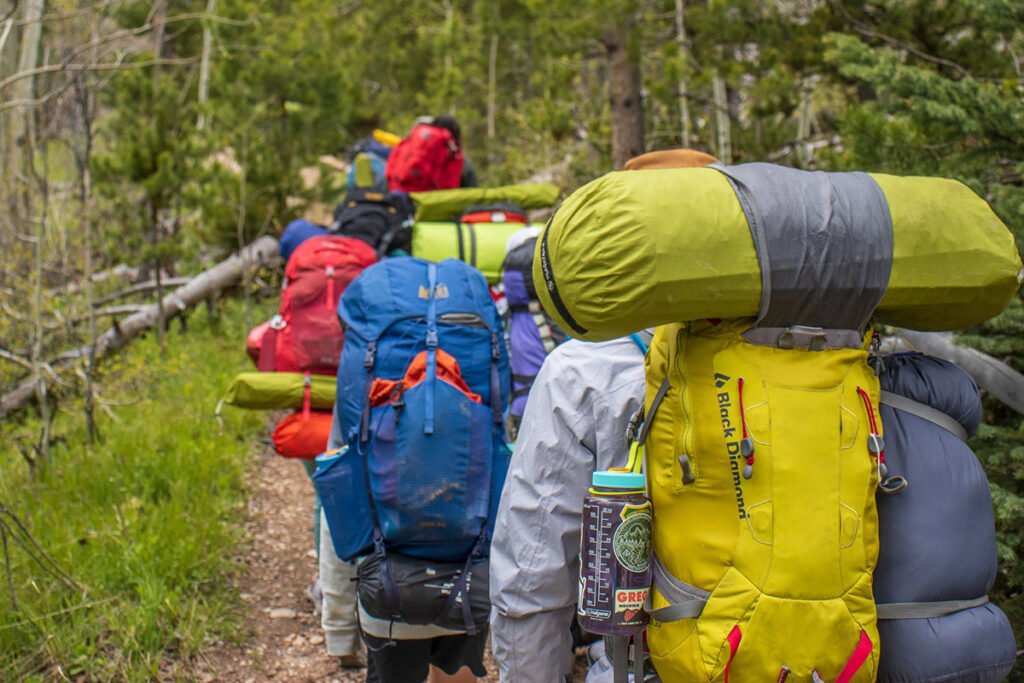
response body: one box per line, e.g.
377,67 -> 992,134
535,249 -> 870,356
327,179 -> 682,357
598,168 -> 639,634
877,596 -> 989,619
643,554 -> 709,623
711,162 -> 894,332
879,390 -> 970,443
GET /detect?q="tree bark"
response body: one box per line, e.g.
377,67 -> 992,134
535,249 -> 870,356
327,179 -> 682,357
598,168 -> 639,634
7,0 -> 44,168
487,32 -> 498,140
0,237 -> 281,418
605,27 -> 645,170
0,1 -> 19,191
29,109 -> 51,459
675,0 -> 691,147
197,0 -> 217,130
711,68 -> 730,163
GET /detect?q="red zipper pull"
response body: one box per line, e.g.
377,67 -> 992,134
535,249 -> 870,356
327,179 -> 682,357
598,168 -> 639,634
856,387 -> 888,479
738,378 -> 755,479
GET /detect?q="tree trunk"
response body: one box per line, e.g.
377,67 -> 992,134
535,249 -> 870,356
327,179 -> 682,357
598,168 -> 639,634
197,0 -> 217,130
711,68 -> 731,163
7,0 -> 44,167
29,113 -> 51,460
605,27 -> 645,170
0,0 -> 20,194
0,237 -> 282,418
238,130 -> 252,333
797,74 -> 815,166
487,33 -> 498,141
150,201 -> 166,357
675,0 -> 691,147
74,71 -> 98,443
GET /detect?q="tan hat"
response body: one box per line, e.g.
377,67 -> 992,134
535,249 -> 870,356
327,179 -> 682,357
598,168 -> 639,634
624,148 -> 720,170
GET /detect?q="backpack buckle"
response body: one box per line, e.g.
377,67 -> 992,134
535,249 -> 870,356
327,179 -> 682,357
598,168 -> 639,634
426,329 -> 439,347
777,325 -> 828,350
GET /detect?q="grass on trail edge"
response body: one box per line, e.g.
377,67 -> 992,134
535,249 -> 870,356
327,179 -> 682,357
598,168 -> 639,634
0,298 -> 275,681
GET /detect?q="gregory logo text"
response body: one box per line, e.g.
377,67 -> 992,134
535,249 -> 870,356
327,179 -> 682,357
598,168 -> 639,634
418,283 -> 450,299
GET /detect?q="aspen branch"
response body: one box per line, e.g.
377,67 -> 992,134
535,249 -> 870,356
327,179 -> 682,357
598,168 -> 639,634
0,349 -> 32,371
90,278 -> 191,306
72,305 -> 148,321
0,56 -> 200,91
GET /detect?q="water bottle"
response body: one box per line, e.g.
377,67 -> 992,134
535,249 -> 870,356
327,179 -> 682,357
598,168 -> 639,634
578,469 -> 653,636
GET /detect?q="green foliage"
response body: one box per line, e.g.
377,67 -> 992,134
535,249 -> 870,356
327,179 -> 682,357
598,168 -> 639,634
0,298 -> 273,680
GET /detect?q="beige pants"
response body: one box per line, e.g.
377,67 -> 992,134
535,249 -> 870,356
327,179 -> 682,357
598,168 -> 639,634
318,509 -> 361,656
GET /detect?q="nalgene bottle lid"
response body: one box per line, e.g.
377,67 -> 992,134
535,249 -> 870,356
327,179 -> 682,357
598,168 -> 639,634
592,470 -> 646,490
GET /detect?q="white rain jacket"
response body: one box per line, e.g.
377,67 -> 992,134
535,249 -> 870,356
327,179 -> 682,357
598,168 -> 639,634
489,336 -> 646,682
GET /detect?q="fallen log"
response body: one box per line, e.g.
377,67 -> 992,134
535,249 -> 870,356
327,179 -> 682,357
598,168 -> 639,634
1,236 -> 280,419
894,329 -> 1024,416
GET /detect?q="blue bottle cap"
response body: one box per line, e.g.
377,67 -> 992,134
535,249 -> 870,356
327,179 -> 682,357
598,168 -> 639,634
315,446 -> 347,470
592,470 -> 646,489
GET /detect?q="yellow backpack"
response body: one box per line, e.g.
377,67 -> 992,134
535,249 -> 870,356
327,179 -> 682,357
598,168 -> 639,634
643,319 -> 882,683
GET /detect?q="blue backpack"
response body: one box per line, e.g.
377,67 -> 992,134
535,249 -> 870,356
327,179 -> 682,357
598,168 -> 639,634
316,257 -> 511,564
346,137 -> 392,192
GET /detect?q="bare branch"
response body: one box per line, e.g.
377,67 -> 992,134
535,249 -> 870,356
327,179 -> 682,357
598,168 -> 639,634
72,305 -> 148,321
0,348 -> 33,371
0,56 -> 200,91
91,278 -> 191,306
0,17 -> 13,57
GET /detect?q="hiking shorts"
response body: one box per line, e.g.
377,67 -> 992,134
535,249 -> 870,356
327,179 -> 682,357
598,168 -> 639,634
362,628 -> 489,683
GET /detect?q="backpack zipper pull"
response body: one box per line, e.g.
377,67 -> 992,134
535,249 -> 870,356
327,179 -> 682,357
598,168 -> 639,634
856,387 -> 888,480
738,378 -> 755,479
325,266 -> 336,310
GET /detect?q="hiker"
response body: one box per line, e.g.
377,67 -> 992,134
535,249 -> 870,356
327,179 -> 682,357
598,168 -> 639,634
386,115 -> 477,192
314,257 -> 511,683
428,115 -> 478,188
489,149 -> 719,682
489,332 -> 649,682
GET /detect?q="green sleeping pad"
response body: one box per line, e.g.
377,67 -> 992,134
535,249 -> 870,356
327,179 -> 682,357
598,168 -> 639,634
409,183 -> 560,222
221,372 -> 336,411
413,221 -> 544,284
535,164 -> 1021,341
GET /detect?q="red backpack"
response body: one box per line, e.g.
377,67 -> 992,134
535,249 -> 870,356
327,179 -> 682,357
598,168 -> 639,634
385,124 -> 465,192
257,235 -> 377,375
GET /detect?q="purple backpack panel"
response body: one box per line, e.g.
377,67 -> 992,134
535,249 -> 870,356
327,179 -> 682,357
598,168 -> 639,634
502,237 -> 566,418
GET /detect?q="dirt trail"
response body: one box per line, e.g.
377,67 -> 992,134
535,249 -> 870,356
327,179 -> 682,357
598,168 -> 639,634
192,442 -> 587,682
195,444 -> 362,683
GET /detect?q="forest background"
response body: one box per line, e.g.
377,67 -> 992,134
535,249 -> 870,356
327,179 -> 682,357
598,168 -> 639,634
1,0 -> 1024,679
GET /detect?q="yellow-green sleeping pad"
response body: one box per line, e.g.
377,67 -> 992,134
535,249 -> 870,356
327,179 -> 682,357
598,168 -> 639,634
221,372 -> 336,411
535,164 -> 1021,341
413,221 -> 545,284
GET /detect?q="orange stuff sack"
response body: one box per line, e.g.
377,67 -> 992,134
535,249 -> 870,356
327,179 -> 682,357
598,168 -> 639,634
272,409 -> 333,459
